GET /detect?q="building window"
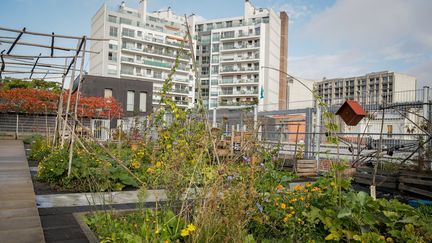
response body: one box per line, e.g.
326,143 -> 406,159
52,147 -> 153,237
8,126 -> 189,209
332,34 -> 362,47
109,26 -> 118,37
139,92 -> 147,112
108,52 -> 117,61
387,125 -> 393,138
127,91 -> 135,111
104,89 -> 113,98
122,28 -> 135,38
109,44 -> 118,50
120,17 -> 132,25
108,15 -> 117,23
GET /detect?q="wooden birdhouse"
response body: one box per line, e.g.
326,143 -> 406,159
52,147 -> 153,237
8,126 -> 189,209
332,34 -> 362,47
335,100 -> 367,126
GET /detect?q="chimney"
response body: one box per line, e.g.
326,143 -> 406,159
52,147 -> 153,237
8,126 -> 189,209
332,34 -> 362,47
244,0 -> 254,19
139,0 -> 147,22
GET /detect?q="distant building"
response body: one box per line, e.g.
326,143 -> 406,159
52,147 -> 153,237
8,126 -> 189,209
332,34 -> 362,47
315,71 -> 417,106
81,75 -> 153,139
195,0 -> 289,111
90,1 -> 289,112
286,77 -> 315,110
89,1 -> 196,108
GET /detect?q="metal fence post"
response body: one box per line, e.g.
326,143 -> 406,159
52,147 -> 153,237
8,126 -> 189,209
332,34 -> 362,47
315,105 -> 321,172
15,114 -> 19,140
304,108 -> 313,159
212,108 -> 217,128
423,86 -> 430,123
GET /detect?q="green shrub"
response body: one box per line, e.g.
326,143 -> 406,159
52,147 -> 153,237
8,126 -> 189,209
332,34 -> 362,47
86,209 -> 191,242
29,136 -> 51,161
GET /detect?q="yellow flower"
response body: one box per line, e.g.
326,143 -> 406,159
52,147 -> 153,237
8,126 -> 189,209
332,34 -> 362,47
330,182 -> 336,187
187,223 -> 196,232
155,161 -> 162,168
283,216 -> 289,222
300,197 -> 305,201
276,184 -> 284,190
131,161 -> 140,169
147,167 -> 155,173
293,185 -> 303,191
289,206 -> 294,210
280,203 -> 286,209
305,183 -> 312,188
164,241 -> 169,243
180,229 -> 189,237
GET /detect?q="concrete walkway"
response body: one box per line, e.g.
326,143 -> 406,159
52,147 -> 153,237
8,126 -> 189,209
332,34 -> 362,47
0,140 -> 45,243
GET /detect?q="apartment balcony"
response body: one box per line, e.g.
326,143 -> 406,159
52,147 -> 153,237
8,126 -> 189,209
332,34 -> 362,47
220,66 -> 260,74
218,90 -> 258,96
121,57 -> 189,73
122,34 -> 189,51
168,88 -> 190,95
122,46 -> 190,61
219,78 -> 259,85
219,54 -> 260,63
121,70 -> 190,84
220,32 -> 260,41
220,43 -> 260,52
218,101 -> 257,107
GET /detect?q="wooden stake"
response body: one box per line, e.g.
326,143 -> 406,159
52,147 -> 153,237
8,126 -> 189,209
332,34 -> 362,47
68,36 -> 87,177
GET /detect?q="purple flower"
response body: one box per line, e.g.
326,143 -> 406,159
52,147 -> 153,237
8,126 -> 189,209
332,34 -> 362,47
256,202 -> 263,213
227,175 -> 234,182
243,156 -> 251,163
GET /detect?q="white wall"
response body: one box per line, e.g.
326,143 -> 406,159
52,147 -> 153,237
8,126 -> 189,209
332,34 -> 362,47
288,77 -> 315,109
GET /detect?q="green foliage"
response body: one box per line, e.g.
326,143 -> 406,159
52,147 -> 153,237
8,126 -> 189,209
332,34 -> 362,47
86,209 -> 190,242
248,172 -> 432,242
29,136 -> 51,161
1,78 -> 61,92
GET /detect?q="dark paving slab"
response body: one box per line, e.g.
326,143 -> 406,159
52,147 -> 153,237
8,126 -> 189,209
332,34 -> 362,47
38,203 -> 147,243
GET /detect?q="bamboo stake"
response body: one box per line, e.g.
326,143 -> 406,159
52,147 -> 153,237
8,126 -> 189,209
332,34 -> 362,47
53,58 -> 68,147
61,40 -> 82,147
68,36 -> 87,177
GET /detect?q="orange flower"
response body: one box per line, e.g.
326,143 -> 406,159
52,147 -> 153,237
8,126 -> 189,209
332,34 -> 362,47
303,189 -> 309,193
311,187 -> 320,192
276,184 -> 284,190
300,197 -> 305,201
281,203 -> 286,209
293,185 -> 303,191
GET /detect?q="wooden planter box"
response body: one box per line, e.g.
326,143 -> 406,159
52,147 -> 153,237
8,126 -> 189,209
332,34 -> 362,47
355,167 -> 398,189
399,171 -> 432,198
73,212 -> 100,243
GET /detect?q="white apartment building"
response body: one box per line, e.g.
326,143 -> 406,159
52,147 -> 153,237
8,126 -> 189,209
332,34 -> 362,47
195,0 -> 288,111
316,71 -> 417,106
89,1 -> 196,108
90,0 -> 288,111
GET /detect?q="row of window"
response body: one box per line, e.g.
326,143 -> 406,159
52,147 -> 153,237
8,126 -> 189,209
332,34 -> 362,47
104,89 -> 147,112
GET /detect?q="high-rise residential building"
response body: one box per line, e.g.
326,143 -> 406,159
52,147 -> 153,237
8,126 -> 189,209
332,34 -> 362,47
195,0 -> 288,111
89,0 -> 288,111
316,71 -> 417,106
89,1 -> 196,108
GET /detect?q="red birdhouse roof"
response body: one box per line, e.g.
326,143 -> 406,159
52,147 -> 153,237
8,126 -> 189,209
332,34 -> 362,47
336,100 -> 367,116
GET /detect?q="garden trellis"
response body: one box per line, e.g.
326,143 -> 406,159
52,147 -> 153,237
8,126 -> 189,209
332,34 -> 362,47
0,25 -> 108,176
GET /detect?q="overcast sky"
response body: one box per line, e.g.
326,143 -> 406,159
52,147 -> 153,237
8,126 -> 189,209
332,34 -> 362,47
0,0 -> 431,87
